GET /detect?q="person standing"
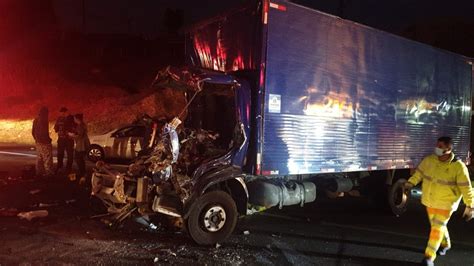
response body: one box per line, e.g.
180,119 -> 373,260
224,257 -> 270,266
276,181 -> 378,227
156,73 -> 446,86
54,107 -> 75,173
68,113 -> 90,185
404,136 -> 474,266
32,107 -> 53,177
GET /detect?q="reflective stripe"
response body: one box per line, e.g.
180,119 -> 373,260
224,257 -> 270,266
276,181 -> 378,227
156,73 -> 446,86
418,169 -> 433,181
432,218 -> 447,226
427,207 -> 451,217
429,229 -> 441,239
418,168 -> 458,187
427,244 -> 438,251
437,179 -> 457,186
417,168 -> 426,176
457,181 -> 471,187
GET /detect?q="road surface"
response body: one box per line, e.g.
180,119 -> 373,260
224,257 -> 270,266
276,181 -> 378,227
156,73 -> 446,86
0,147 -> 473,265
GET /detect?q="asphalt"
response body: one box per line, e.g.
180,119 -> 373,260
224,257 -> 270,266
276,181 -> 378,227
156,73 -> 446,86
0,147 -> 474,265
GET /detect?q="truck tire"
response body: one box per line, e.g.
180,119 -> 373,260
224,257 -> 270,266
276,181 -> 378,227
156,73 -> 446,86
186,190 -> 238,246
387,178 -> 410,217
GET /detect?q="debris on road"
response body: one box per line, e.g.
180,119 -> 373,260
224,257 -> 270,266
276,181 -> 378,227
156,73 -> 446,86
161,249 -> 177,257
17,210 -> 49,221
29,189 -> 41,195
0,208 -> 20,217
243,230 -> 250,235
39,202 -> 60,208
65,199 -> 76,204
215,243 -> 221,249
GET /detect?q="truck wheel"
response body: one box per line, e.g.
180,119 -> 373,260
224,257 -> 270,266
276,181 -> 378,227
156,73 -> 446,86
388,178 -> 410,217
186,190 -> 238,246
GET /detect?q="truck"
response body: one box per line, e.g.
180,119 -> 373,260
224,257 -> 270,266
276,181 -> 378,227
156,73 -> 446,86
91,0 -> 473,245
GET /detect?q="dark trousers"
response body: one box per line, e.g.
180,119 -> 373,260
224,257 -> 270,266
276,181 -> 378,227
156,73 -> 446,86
57,138 -> 74,170
75,151 -> 86,177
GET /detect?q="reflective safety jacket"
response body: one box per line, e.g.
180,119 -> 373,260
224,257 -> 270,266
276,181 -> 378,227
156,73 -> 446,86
408,153 -> 474,211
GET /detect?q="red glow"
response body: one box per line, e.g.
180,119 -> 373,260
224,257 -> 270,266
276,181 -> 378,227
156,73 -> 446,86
259,63 -> 266,88
232,54 -> 245,71
263,0 -> 269,24
270,3 -> 287,11
193,33 -> 248,72
193,36 -> 214,70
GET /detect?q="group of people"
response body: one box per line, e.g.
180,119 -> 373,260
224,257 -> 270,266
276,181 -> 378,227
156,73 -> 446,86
32,106 -> 90,184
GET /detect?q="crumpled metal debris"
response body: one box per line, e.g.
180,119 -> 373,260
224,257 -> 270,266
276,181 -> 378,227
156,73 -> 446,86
17,210 -> 49,221
91,119 -> 223,227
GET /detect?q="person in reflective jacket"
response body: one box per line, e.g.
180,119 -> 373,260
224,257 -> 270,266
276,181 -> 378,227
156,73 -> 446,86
404,136 -> 474,266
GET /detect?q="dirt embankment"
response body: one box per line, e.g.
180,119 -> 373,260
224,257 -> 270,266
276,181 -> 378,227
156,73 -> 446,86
0,87 -> 186,145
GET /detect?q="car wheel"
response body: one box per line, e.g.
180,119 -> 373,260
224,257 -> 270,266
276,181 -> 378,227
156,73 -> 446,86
87,145 -> 104,162
186,190 -> 238,246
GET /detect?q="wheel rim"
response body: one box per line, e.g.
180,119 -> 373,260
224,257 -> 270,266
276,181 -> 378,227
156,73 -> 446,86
89,148 -> 102,160
393,181 -> 408,208
203,205 -> 226,232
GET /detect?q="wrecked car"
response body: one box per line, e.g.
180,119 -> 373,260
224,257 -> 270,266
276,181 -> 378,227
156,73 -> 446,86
87,125 -> 146,162
92,0 -> 473,246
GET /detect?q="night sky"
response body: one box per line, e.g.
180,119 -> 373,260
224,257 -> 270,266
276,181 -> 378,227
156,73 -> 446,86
51,0 -> 474,38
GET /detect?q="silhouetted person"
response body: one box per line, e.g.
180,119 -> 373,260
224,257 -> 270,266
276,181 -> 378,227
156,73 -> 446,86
32,107 -> 53,177
69,113 -> 90,185
54,107 -> 75,173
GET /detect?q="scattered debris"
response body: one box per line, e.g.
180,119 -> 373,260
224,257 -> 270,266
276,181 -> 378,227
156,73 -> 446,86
215,243 -> 221,249
7,176 -> 22,182
135,216 -> 159,230
65,199 -> 77,204
162,249 -> 177,257
153,257 -> 159,263
90,213 -> 110,219
0,208 -> 19,217
243,230 -> 250,235
29,189 -> 41,195
39,202 -> 60,208
17,210 -> 49,221
348,190 -> 361,197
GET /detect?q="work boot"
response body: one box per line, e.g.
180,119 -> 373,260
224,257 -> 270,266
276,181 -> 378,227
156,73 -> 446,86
437,246 -> 450,256
421,258 -> 434,266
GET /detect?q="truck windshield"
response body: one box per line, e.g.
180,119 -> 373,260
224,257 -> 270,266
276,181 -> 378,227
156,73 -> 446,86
185,83 -> 237,151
